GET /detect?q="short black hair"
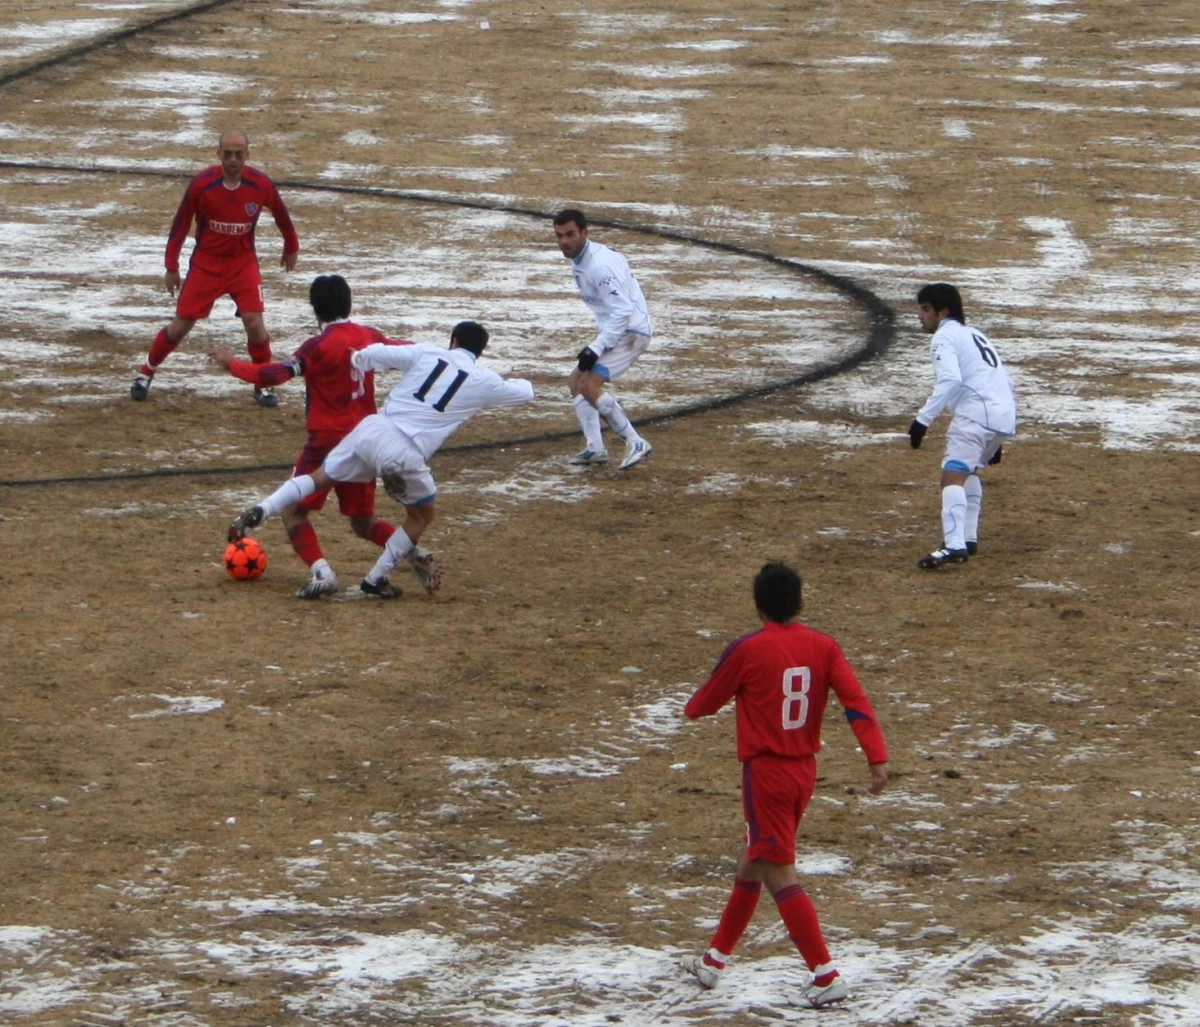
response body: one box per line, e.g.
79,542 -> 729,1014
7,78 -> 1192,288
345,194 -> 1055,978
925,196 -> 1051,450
310,274 -> 352,323
753,562 -> 802,623
451,320 -> 489,356
553,208 -> 587,231
917,282 -> 966,324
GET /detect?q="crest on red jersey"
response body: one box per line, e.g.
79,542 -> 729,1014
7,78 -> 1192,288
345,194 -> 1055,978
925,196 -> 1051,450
245,203 -> 260,216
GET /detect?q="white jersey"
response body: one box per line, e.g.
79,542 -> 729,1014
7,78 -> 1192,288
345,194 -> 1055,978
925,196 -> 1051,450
351,342 -> 534,459
917,319 -> 1016,434
570,240 -> 653,356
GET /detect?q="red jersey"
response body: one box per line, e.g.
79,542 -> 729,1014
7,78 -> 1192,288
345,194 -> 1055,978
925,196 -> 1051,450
225,322 -> 410,438
165,165 -> 299,274
685,620 -> 888,765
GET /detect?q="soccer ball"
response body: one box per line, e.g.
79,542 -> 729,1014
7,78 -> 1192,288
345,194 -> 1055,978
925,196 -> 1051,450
224,537 -> 268,580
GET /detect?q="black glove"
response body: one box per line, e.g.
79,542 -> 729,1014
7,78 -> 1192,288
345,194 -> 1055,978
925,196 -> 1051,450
576,347 -> 599,373
988,446 -> 1003,466
907,419 -> 927,449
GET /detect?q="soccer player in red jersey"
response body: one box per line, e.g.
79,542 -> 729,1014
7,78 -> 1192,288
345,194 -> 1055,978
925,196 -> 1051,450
133,129 -> 300,406
209,274 -> 436,599
683,562 -> 889,1009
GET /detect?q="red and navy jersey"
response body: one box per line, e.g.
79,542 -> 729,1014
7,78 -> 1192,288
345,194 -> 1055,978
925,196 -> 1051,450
685,620 -> 888,765
224,322 -> 411,437
165,165 -> 299,273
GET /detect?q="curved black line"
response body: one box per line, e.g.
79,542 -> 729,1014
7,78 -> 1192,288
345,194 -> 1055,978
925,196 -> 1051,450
0,172 -> 892,490
0,0 -> 243,91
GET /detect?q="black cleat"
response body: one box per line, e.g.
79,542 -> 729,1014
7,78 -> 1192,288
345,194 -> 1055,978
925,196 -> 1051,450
130,373 -> 152,401
360,577 -> 403,599
228,505 -> 264,542
917,547 -> 969,570
966,541 -> 979,556
254,387 -> 279,408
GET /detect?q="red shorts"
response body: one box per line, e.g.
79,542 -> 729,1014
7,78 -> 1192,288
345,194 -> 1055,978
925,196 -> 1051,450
176,258 -> 264,320
294,435 -> 376,518
741,755 -> 816,865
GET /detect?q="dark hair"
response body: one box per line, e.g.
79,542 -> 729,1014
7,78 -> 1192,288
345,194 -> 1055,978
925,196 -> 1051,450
917,282 -> 966,324
310,274 -> 352,323
451,320 -> 489,356
753,562 -> 802,623
553,208 -> 588,231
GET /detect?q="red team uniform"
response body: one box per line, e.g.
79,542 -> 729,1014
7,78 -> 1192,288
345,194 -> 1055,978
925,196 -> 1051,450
166,164 -> 299,321
222,321 -> 407,518
686,621 -> 888,862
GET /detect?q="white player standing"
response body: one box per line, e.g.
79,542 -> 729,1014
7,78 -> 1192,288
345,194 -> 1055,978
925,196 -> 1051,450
228,321 -> 535,598
906,283 -> 1017,569
552,208 -> 654,470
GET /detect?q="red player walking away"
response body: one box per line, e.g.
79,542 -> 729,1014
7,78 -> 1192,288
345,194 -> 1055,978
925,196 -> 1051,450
133,128 -> 299,406
684,561 -> 889,1009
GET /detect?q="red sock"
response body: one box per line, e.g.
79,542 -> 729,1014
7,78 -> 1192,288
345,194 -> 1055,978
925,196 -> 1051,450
287,521 -> 323,566
708,877 -> 762,960
142,327 -> 176,375
367,520 -> 397,548
774,883 -> 832,972
247,335 -> 272,364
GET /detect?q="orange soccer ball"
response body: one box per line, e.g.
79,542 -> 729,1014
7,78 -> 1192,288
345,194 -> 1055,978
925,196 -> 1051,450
224,537 -> 268,580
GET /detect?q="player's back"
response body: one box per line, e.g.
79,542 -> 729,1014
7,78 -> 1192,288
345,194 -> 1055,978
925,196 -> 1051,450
293,321 -> 391,437
933,320 -> 1016,432
728,622 -> 847,761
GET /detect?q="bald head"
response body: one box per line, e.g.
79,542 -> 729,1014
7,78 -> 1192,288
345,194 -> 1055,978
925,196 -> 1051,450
216,130 -> 249,184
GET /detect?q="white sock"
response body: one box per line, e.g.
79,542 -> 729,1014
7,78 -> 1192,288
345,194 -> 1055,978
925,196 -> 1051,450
260,475 -> 317,519
964,474 -> 983,543
365,528 -> 415,584
941,484 -> 968,551
573,395 -> 604,452
310,557 -> 333,580
595,392 -> 639,443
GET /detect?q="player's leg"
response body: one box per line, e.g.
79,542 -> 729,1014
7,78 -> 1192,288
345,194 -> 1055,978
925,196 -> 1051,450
917,416 -> 978,569
591,336 -> 652,469
132,315 -> 196,399
234,275 -> 276,408
568,370 -> 607,463
362,492 -> 437,598
964,474 -> 983,555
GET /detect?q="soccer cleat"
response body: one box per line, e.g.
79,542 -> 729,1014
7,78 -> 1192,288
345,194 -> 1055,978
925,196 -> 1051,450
228,505 -> 264,542
618,438 -> 652,470
791,975 -> 848,1009
408,547 -> 442,597
360,577 -> 403,599
917,546 -> 969,569
254,387 -> 279,408
686,955 -> 724,990
130,373 -> 152,401
296,568 -> 338,600
569,447 -> 609,465
966,540 -> 979,556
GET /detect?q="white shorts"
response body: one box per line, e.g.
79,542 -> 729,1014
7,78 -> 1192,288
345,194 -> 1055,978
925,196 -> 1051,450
324,414 -> 436,505
590,332 -> 651,381
942,414 -> 1009,474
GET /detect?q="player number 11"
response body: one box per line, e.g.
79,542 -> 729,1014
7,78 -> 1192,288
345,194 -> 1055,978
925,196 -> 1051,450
781,666 -> 812,729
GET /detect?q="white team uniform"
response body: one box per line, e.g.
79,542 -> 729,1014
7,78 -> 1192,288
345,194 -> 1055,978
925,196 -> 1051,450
323,342 -> 535,503
571,240 -> 652,379
917,319 -> 1016,474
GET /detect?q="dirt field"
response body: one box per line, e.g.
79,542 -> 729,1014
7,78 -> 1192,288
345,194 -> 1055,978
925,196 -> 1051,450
0,2 -> 1197,1025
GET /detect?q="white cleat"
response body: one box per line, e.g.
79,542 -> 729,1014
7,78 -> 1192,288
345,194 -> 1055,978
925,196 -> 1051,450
618,438 -> 652,470
686,955 -> 723,990
790,975 -> 848,1009
407,547 -> 442,597
296,568 -> 338,599
569,447 -> 609,465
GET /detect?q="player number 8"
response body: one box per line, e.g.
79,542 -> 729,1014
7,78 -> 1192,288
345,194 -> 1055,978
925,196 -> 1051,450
782,666 -> 811,730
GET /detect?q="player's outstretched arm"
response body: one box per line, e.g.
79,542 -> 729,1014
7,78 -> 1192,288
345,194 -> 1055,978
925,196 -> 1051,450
351,342 -> 418,374
209,349 -> 298,387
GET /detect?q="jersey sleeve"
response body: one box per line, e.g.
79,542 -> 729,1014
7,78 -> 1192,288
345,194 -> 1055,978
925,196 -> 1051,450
489,377 -> 535,407
827,642 -> 888,764
591,265 -> 637,356
352,342 -> 421,374
684,638 -> 746,719
266,180 -> 300,254
223,357 -> 299,388
916,336 -> 965,426
164,180 -> 199,272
